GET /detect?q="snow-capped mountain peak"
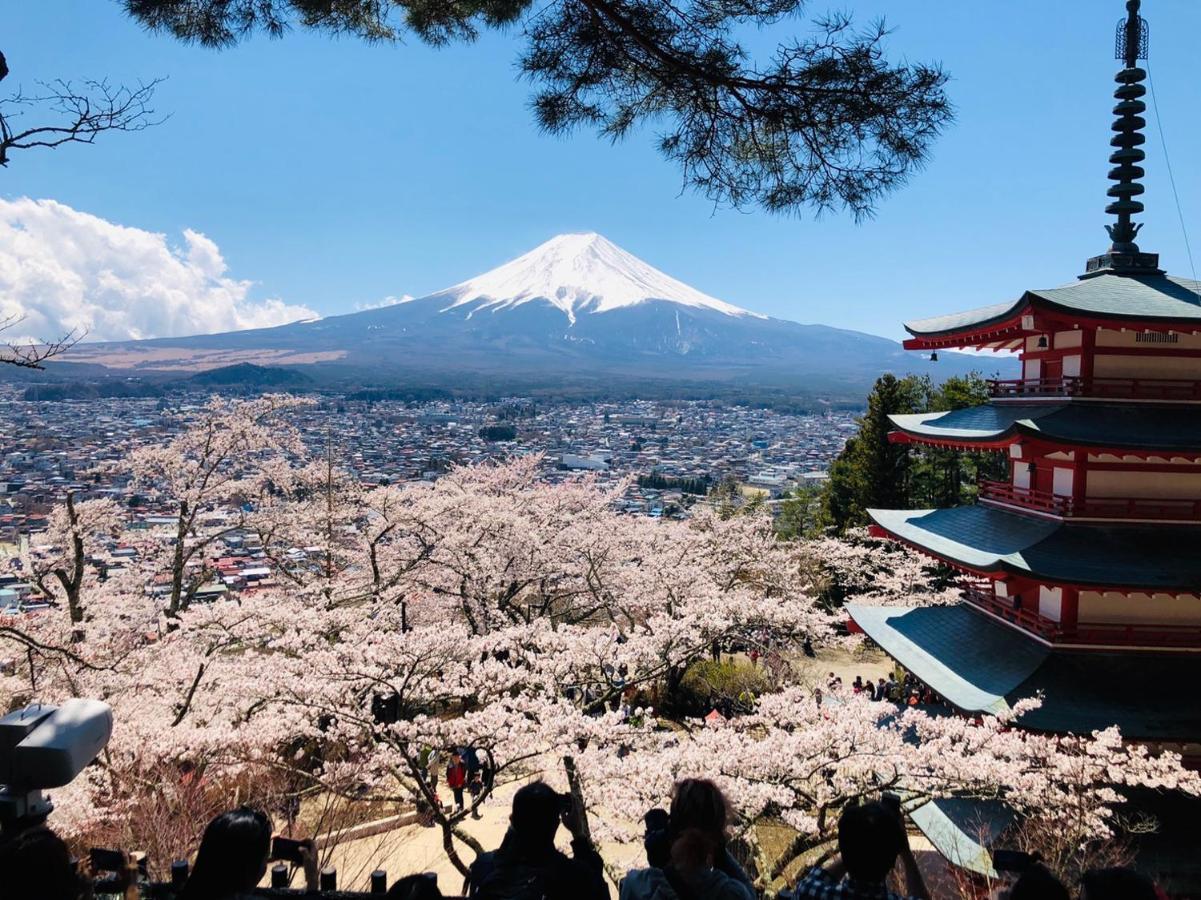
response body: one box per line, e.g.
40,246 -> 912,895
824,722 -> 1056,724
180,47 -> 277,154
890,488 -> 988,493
433,232 -> 764,324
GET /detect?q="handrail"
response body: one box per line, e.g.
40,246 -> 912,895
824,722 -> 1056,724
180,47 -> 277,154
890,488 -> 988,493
960,584 -> 1201,648
978,480 -> 1201,522
978,481 -> 1068,516
987,375 -> 1201,401
961,585 -> 1058,638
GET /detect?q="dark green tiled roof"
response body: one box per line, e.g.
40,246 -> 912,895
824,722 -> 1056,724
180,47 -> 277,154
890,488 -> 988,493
909,799 -> 1012,877
848,603 -> 1201,739
910,792 -> 1201,890
868,505 -> 1201,589
906,272 -> 1201,337
906,300 -> 1018,337
890,403 -> 1201,451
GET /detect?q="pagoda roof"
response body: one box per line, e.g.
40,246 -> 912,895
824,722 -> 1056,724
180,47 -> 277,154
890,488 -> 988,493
910,791 -> 1201,891
908,799 -> 1011,878
889,403 -> 1201,452
867,505 -> 1201,590
906,272 -> 1201,339
847,603 -> 1201,740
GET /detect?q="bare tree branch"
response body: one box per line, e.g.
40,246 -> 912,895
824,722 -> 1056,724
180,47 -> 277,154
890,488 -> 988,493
0,312 -> 85,369
0,50 -> 165,168
0,51 -> 160,366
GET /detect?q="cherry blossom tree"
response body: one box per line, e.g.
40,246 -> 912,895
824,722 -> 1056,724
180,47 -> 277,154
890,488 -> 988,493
125,394 -> 312,615
27,492 -> 125,624
807,526 -> 962,609
572,690 -> 1201,888
3,396 -> 1196,889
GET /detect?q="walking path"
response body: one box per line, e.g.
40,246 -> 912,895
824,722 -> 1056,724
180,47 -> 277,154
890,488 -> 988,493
321,644 -> 901,894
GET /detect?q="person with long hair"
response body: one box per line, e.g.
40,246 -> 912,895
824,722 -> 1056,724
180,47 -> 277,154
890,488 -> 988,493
180,806 -> 317,900
621,778 -> 755,900
789,798 -> 929,900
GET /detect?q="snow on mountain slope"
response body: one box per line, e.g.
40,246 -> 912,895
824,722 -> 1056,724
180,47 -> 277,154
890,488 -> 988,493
63,230 -> 1014,391
431,232 -> 763,323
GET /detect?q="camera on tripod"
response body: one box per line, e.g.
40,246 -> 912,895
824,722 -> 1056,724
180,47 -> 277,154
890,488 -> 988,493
0,699 -> 113,832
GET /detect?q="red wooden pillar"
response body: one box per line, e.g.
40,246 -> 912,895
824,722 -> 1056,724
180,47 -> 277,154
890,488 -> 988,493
1071,452 -> 1088,515
1080,328 -> 1096,383
1060,586 -> 1080,634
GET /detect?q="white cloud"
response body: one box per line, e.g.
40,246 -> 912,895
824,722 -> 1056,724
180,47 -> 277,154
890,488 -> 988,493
355,294 -> 414,311
0,197 -> 318,342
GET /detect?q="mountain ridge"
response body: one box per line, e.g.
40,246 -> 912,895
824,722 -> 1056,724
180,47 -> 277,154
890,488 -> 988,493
58,233 -> 1012,395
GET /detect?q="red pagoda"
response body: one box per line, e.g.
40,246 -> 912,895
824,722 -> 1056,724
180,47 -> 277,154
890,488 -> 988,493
848,0 -> 1201,761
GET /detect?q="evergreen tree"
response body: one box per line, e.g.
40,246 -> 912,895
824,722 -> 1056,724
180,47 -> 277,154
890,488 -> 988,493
124,0 -> 951,219
908,374 -> 1003,508
479,424 -> 518,441
820,372 -> 997,533
775,483 -> 824,539
820,373 -> 923,531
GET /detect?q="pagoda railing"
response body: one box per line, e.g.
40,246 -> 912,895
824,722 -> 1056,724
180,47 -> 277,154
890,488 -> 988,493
978,481 -> 1070,516
987,376 -> 1201,401
960,583 -> 1201,649
978,480 -> 1201,521
961,583 -> 1059,639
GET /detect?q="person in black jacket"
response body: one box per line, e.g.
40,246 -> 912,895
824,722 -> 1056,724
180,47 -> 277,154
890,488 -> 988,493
0,826 -> 86,900
466,781 -> 609,900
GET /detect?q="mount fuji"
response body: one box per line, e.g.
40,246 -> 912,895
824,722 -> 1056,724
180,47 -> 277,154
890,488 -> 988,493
434,232 -> 757,323
63,233 -> 1003,396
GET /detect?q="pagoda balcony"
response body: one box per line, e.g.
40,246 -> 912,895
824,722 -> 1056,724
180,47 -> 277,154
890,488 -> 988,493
979,480 -> 1201,522
960,582 -> 1201,649
987,376 -> 1201,402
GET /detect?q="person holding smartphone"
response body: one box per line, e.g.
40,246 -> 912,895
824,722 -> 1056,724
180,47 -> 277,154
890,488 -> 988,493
787,796 -> 929,900
466,781 -> 608,900
180,806 -> 319,899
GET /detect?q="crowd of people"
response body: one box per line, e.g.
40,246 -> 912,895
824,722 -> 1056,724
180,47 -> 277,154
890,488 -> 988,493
0,776 -> 1170,900
846,672 -> 946,708
421,746 -> 489,820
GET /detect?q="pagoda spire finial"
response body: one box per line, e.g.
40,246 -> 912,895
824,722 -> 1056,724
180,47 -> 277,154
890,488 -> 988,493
1084,0 -> 1163,277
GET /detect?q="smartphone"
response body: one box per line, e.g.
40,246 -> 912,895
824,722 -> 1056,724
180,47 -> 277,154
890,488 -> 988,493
880,792 -> 902,813
992,849 -> 1036,873
270,836 -> 306,864
89,848 -> 126,873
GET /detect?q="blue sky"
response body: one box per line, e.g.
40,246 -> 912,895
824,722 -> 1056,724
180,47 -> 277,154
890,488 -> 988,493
4,0 -> 1201,341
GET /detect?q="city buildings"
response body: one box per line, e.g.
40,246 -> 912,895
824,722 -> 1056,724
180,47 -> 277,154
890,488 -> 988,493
0,392 -> 855,612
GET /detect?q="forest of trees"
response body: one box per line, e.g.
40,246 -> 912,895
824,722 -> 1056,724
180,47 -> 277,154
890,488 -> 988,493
638,472 -> 711,496
478,423 -> 519,442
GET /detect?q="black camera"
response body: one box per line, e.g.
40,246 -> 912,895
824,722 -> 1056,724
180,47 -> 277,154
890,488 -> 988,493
993,849 -> 1037,874
270,836 -> 307,864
